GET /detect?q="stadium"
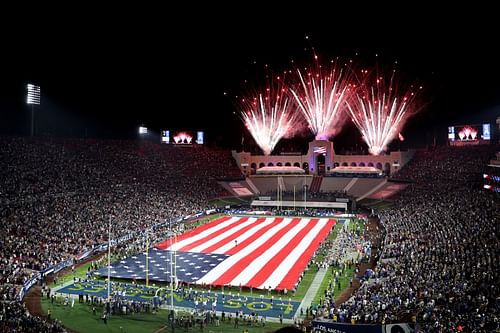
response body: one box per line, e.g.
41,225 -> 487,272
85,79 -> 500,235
1,116 -> 499,333
1,13 -> 500,333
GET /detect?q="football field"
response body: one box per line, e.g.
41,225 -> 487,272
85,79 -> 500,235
97,215 -> 336,291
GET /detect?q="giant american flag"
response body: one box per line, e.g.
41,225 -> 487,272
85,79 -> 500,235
97,216 -> 335,290
157,216 -> 335,290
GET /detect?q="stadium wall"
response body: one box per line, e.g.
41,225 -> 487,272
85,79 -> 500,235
233,140 -> 415,176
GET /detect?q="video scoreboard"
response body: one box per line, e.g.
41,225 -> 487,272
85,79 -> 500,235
161,131 -> 204,145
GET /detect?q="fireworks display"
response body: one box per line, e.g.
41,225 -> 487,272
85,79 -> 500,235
346,68 -> 422,155
233,53 -> 424,156
289,56 -> 355,140
237,76 -> 298,155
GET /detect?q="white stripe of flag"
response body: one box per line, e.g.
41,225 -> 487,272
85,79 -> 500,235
161,216 -> 335,290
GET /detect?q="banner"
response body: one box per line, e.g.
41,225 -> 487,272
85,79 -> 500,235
19,272 -> 41,301
53,259 -> 73,274
313,320 -> 382,333
76,248 -> 95,261
384,323 -> 416,333
313,321 -> 415,333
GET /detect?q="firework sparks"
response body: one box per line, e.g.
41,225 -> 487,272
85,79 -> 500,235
346,68 -> 422,155
237,77 -> 298,155
289,57 -> 354,140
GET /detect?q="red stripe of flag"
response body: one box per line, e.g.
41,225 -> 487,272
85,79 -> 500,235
276,218 -> 336,290
223,217 -> 284,255
178,217 -> 250,252
158,216 -> 337,291
201,217 -> 266,253
211,218 -> 301,286
155,216 -> 232,250
245,218 -> 320,288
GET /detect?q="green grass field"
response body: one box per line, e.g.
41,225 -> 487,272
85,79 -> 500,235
53,217 -> 357,306
46,215 -> 359,332
312,265 -> 354,305
42,297 -> 165,333
42,297 -> 284,333
311,220 -> 363,304
73,216 -> 350,304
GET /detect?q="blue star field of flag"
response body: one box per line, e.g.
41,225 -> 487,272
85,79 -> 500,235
94,248 -> 229,283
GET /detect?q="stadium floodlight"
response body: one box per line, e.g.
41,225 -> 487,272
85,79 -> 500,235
27,84 -> 41,105
27,84 -> 41,137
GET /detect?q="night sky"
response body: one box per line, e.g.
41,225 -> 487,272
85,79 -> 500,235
1,6 -> 499,151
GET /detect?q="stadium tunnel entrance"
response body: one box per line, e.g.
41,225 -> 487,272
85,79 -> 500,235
316,153 -> 325,175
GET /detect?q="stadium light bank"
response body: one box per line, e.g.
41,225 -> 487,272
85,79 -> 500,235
27,83 -> 41,137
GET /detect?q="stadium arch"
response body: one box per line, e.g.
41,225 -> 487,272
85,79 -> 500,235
384,162 -> 391,175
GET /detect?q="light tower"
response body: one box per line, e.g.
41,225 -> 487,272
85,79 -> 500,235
27,84 -> 41,137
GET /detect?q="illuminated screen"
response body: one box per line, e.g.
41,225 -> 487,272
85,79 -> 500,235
448,124 -> 490,142
161,130 -> 170,144
173,132 -> 192,144
482,124 -> 491,140
161,131 -> 204,144
196,131 -> 204,144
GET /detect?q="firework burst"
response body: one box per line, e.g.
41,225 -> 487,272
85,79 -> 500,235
237,76 -> 298,155
289,56 -> 355,140
346,67 -> 422,155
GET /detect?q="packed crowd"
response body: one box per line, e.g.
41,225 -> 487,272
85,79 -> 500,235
0,137 -> 241,331
1,137 -> 499,332
318,145 -> 499,332
0,301 -> 65,332
311,218 -> 379,319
